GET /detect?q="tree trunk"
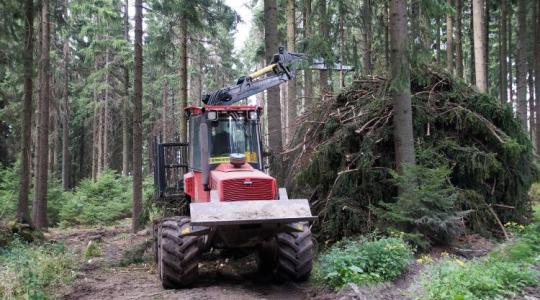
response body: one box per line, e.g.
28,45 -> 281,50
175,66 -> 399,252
362,0 -> 372,74
122,0 -> 130,176
61,36 -> 70,190
264,0 -> 283,180
338,3 -> 345,87
303,0 -> 312,111
49,108 -> 56,178
17,0 -> 34,224
469,1 -> 475,84
447,0 -> 454,73
499,0 -> 508,103
384,1 -> 390,69
178,16 -> 188,143
528,68 -> 535,139
390,0 -> 416,170
516,0 -> 528,128
78,123 -> 85,182
508,3 -> 514,104
33,0 -> 51,229
533,1 -> 540,154
132,0 -> 143,233
162,80 -> 168,142
485,0 -> 490,90
91,89 -> 97,180
281,85 -> 287,141
318,0 -> 329,95
411,0 -> 419,50
286,0 -> 296,144
436,17 -> 442,64
103,49 -> 110,170
455,0 -> 463,78
473,0 -> 487,92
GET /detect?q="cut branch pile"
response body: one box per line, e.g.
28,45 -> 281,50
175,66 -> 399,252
286,69 -> 538,241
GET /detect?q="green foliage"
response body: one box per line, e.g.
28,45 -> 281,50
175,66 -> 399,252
0,162 -> 70,226
371,164 -> 464,249
422,223 -> 540,299
529,182 -> 540,203
292,70 -> 538,240
84,240 -> 102,258
59,170 -> 133,226
533,203 -> 540,222
0,239 -> 76,299
316,237 -> 413,289
0,165 -> 154,227
0,162 -> 19,220
422,257 -> 537,300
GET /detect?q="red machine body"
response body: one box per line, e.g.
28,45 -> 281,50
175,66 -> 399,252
153,48 -> 317,289
184,164 -> 277,203
182,105 -> 277,203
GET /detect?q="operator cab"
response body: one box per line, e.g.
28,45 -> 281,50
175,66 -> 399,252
187,106 -> 264,172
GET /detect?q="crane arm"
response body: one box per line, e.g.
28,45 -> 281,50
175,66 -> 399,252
203,47 -> 304,106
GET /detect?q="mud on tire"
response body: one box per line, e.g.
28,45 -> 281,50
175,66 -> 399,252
274,223 -> 314,282
157,216 -> 202,289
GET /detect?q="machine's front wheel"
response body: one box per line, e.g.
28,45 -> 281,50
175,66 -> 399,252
274,223 -> 314,282
157,216 -> 202,289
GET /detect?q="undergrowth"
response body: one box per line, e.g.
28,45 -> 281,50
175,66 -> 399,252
315,237 -> 413,289
371,164 -> 464,250
421,220 -> 540,299
0,164 -> 154,227
0,239 -> 76,299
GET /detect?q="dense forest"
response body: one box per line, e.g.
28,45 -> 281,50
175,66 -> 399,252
1,0 -> 540,299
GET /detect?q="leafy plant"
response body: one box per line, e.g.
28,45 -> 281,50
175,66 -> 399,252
422,222 -> 540,299
422,257 -> 537,300
0,239 -> 76,299
316,237 -> 413,289
0,161 -> 69,226
59,170 -> 134,226
372,164 -> 465,249
84,240 -> 102,258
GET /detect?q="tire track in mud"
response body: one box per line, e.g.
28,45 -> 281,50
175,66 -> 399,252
50,222 -> 316,300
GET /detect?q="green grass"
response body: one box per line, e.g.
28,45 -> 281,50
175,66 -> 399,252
315,237 -> 413,289
421,222 -> 540,300
533,203 -> 540,222
0,239 -> 76,299
422,257 -> 537,299
84,240 -> 102,258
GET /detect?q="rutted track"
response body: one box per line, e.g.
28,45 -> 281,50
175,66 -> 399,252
49,222 -> 316,300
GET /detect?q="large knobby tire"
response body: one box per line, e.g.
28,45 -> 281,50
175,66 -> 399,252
274,223 -> 314,282
157,216 -> 202,289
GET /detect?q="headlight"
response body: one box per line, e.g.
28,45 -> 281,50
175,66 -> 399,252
248,110 -> 258,120
207,111 -> 218,121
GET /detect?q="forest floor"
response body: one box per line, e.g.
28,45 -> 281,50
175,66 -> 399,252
46,219 -> 540,300
49,220 -> 320,300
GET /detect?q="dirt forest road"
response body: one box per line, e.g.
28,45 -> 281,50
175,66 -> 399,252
48,221 -> 321,300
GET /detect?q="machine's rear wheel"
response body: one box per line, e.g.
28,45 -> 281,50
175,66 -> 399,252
273,223 -> 314,282
157,216 -> 202,289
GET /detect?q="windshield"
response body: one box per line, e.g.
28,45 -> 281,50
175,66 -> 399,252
209,115 -> 259,165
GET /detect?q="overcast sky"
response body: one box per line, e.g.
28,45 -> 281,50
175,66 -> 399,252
224,0 -> 253,53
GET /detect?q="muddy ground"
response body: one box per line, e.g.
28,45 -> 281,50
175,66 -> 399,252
46,221 -> 539,300
48,222 -> 323,300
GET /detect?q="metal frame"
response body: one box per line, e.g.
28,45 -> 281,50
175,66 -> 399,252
153,136 -> 189,200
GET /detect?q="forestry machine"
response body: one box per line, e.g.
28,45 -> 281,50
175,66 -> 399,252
153,47 -> 316,288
